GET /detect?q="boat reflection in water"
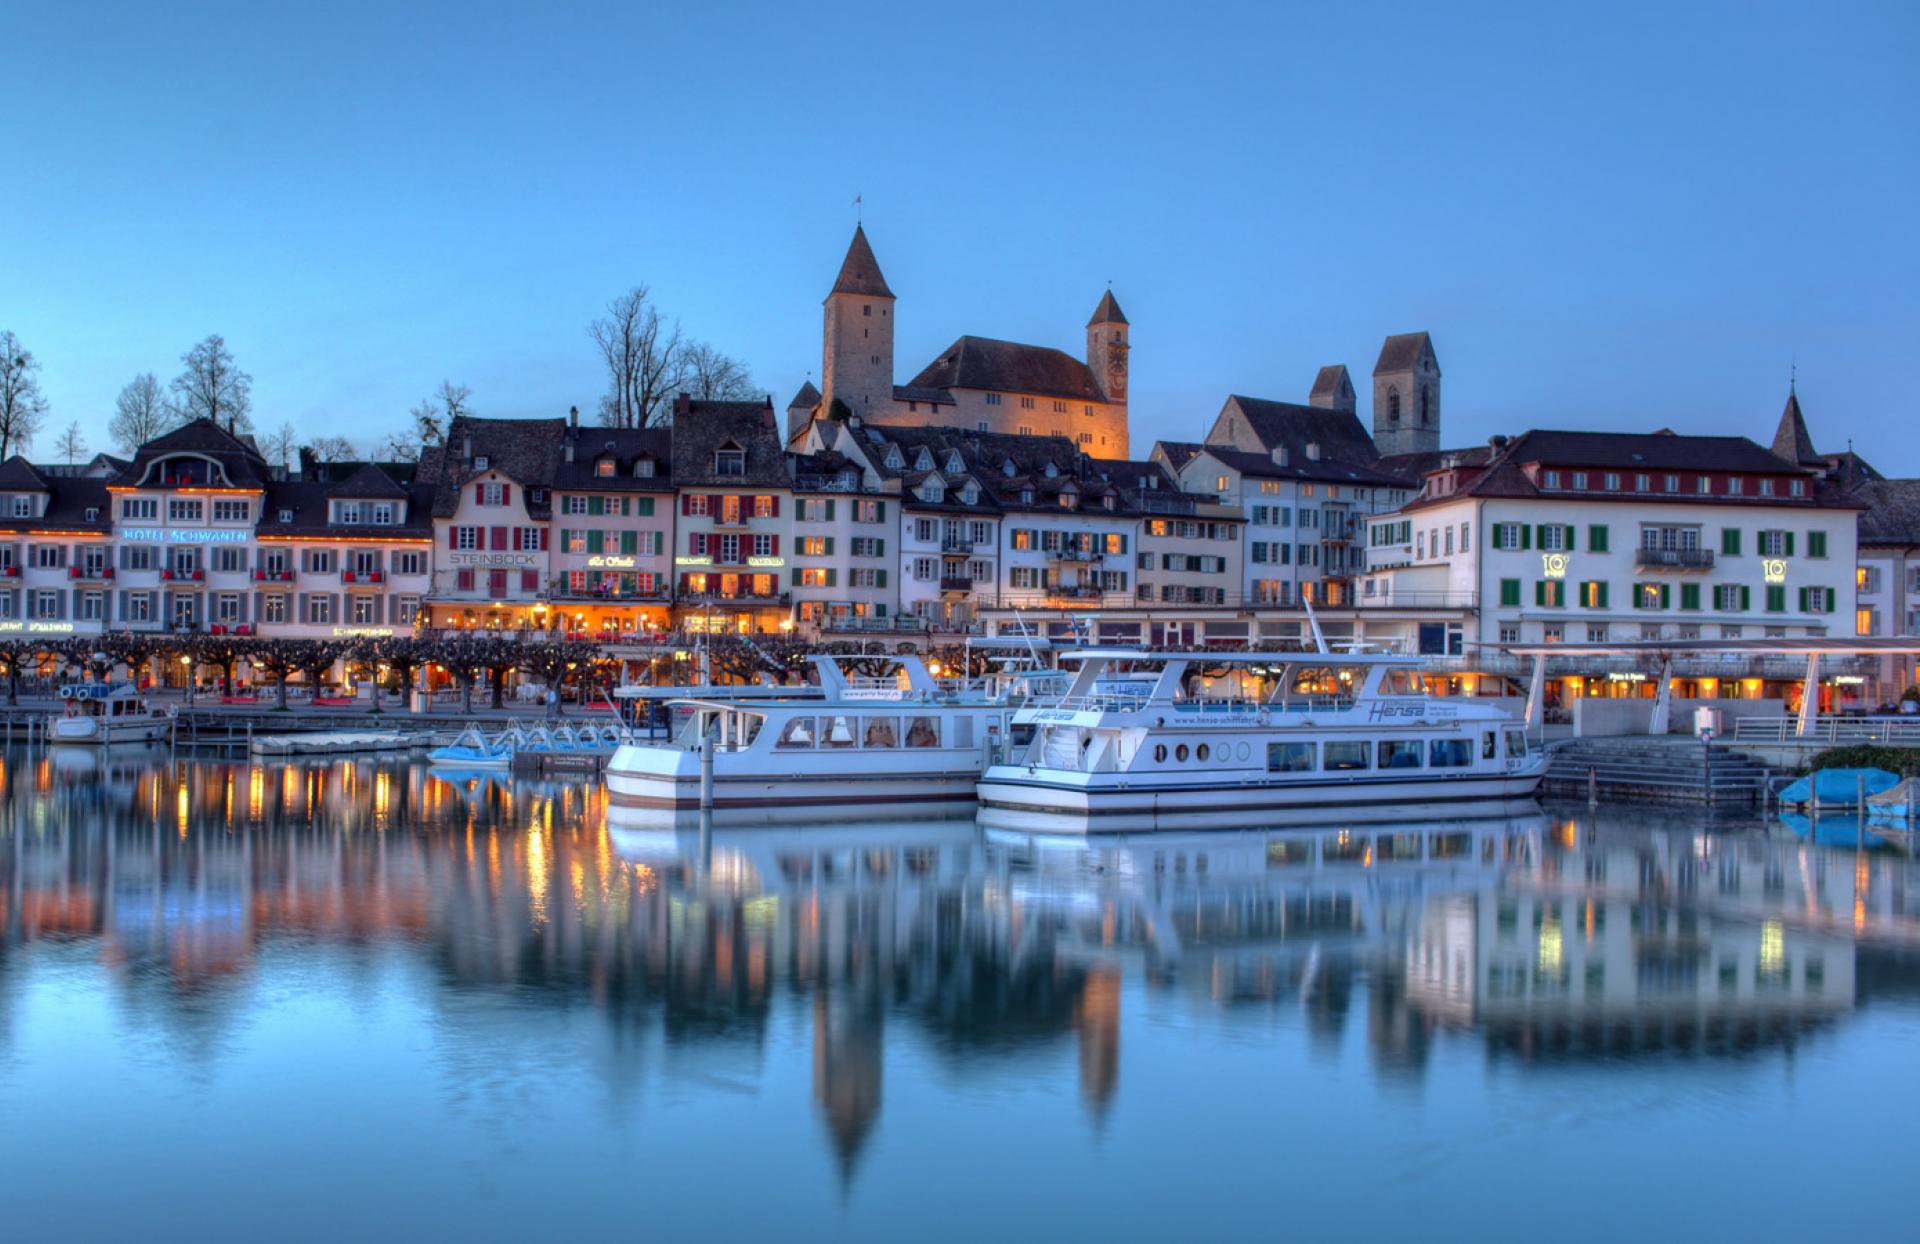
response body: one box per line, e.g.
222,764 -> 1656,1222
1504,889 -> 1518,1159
3,748 -> 1920,1226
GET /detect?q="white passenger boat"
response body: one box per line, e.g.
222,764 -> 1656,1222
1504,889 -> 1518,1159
976,649 -> 1547,833
603,654 -> 1036,826
50,683 -> 170,745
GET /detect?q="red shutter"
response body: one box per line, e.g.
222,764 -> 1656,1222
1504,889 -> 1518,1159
710,494 -> 723,518
474,483 -> 484,504
769,495 -> 780,517
490,527 -> 506,550
538,527 -> 548,551
681,494 -> 692,516
520,569 -> 536,592
446,528 -> 457,549
457,568 -> 474,591
502,484 -> 512,506
769,535 -> 780,556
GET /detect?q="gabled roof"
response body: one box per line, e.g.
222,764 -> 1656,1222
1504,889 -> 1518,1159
1499,429 -> 1808,474
787,380 -> 822,412
1770,390 -> 1821,467
1308,365 -> 1354,403
1214,395 -> 1380,464
1374,332 -> 1435,374
1195,445 -> 1407,488
1154,440 -> 1206,472
1087,290 -> 1128,327
829,225 -> 893,299
327,463 -> 410,500
0,456 -> 49,490
670,397 -> 788,487
429,416 -> 567,517
553,426 -> 674,491
905,336 -> 1103,403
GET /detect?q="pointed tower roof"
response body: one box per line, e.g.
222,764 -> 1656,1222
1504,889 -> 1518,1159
1771,389 -> 1821,466
787,380 -> 822,411
1087,289 -> 1128,327
1309,365 -> 1353,402
1374,332 -> 1435,374
829,225 -> 893,299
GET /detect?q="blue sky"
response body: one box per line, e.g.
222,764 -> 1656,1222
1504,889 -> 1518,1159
7,1 -> 1917,470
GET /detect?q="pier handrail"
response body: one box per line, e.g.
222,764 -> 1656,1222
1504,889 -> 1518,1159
1732,716 -> 1920,745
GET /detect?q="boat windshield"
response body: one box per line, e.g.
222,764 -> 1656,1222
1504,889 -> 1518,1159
1274,666 -> 1362,710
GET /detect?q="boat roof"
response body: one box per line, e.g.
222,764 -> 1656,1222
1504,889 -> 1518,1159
58,682 -> 141,699
1058,648 -> 1420,666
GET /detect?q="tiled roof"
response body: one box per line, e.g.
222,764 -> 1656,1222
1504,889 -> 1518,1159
830,226 -> 893,299
1854,479 -> 1920,546
787,381 -> 821,411
553,427 -> 673,492
892,384 -> 956,406
261,477 -> 435,539
0,456 -> 49,490
429,416 -> 567,517
905,336 -> 1103,403
670,397 -> 788,487
1375,444 -> 1495,484
1155,440 -> 1205,471
1308,364 -> 1353,404
1373,332 -> 1434,374
1770,391 -> 1821,466
110,417 -> 272,490
326,463 -> 411,500
1087,290 -> 1128,327
41,477 -> 113,534
1215,395 -> 1381,464
1197,445 -> 1407,488
1500,429 -> 1808,474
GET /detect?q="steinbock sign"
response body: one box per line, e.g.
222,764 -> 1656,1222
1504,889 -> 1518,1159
121,527 -> 248,544
446,552 -> 539,568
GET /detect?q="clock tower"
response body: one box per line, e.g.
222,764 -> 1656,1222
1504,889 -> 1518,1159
1086,289 -> 1129,405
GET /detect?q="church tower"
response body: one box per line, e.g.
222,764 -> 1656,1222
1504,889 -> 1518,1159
1371,332 -> 1440,457
821,226 -> 896,421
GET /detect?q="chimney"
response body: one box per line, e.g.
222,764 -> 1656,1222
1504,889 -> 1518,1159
673,392 -> 692,421
568,405 -> 579,429
1489,434 -> 1510,450
462,434 -> 473,460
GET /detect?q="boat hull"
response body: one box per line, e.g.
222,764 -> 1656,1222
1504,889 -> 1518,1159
605,743 -> 983,827
975,764 -> 1548,834
48,717 -> 171,746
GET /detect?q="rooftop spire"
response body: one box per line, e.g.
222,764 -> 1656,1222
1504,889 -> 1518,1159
1087,288 -> 1128,327
829,225 -> 893,299
1770,387 -> 1820,466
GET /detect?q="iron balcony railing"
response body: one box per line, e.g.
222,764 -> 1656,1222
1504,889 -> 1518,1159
1635,547 -> 1716,570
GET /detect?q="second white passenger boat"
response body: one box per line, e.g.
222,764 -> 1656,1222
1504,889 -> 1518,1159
976,649 -> 1547,833
603,654 -> 1035,826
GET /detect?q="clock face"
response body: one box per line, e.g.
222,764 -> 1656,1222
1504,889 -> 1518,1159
1105,343 -> 1127,392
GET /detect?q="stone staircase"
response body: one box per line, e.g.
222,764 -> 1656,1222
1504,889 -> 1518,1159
1541,737 -> 1772,805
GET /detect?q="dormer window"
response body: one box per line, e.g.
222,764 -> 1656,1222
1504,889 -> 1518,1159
9,496 -> 30,518
1020,488 -> 1034,505
1043,462 -> 1059,479
960,484 -> 978,504
1305,442 -> 1321,462
914,448 -> 934,471
84,506 -> 99,522
338,502 -> 361,525
1001,459 -> 1016,478
884,447 -> 904,470
596,459 -> 616,478
371,503 -> 394,525
278,509 -> 293,523
1101,495 -> 1115,511
474,456 -> 490,471
714,445 -> 745,477
944,450 -> 964,474
635,458 -> 655,478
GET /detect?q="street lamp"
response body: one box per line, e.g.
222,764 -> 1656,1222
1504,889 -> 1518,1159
180,653 -> 196,706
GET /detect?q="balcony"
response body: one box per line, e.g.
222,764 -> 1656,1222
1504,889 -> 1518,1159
942,537 -> 977,553
940,576 -> 973,594
253,569 -> 295,583
69,565 -> 115,581
545,577 -> 672,603
1635,548 -> 1716,571
1356,590 -> 1480,610
1047,549 -> 1102,565
680,590 -> 791,606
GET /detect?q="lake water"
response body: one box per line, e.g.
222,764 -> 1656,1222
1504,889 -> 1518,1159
2,747 -> 1917,1242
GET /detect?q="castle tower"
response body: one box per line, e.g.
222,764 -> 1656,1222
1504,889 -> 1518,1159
1372,332 -> 1440,457
1309,364 -> 1356,414
821,226 -> 896,422
1087,287 -> 1130,417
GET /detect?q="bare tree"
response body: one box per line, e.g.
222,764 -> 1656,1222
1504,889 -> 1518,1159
434,380 -> 471,422
169,334 -> 253,435
407,379 -> 466,449
109,372 -> 170,453
682,341 -> 757,401
0,330 -> 49,460
378,432 -> 422,463
589,286 -> 683,428
54,421 -> 87,464
305,434 -> 358,462
263,421 -> 299,472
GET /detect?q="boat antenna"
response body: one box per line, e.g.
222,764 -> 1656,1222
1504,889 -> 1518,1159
1303,597 -> 1331,655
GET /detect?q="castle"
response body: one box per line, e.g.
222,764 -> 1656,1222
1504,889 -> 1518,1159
787,227 -> 1134,457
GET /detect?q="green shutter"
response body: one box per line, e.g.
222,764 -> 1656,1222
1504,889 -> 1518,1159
1766,586 -> 1785,613
1500,579 -> 1520,607
1680,583 -> 1700,610
791,568 -> 802,586
1563,525 -> 1576,551
1722,528 -> 1740,556
824,499 -> 835,521
558,528 -> 569,550
621,531 -> 637,555
1598,581 -> 1610,609
1534,581 -> 1546,606
1518,525 -> 1531,550
587,530 -> 603,554
876,569 -> 887,588
1826,587 -> 1836,612
1659,584 -> 1670,609
875,502 -> 886,521
588,496 -> 604,516
1589,525 -> 1609,553
1740,585 -> 1751,611
636,497 -> 654,517
874,538 -> 884,556
826,569 -> 837,587
1784,532 -> 1795,557
824,537 -> 835,555
1809,531 -> 1826,558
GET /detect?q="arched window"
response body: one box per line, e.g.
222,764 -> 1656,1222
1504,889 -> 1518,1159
1419,386 -> 1430,425
1387,388 -> 1401,423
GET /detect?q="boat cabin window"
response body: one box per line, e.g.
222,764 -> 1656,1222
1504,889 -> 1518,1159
1504,729 -> 1528,758
1267,742 -> 1315,772
1481,731 -> 1497,759
904,716 -> 940,748
1323,741 -> 1370,771
1380,669 -> 1423,695
1377,740 -> 1424,769
1429,738 -> 1473,768
863,717 -> 898,747
1153,744 -> 1168,763
822,714 -> 858,747
777,717 -> 817,748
